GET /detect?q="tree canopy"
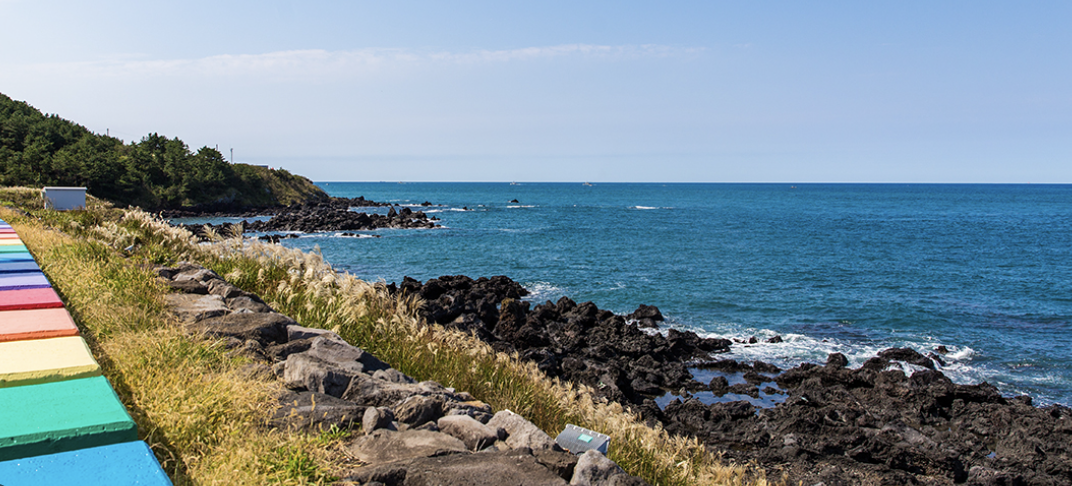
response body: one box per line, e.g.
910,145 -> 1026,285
0,93 -> 326,210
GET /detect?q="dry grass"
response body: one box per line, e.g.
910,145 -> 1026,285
1,187 -> 771,486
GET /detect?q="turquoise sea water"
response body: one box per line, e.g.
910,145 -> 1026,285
270,183 -> 1072,406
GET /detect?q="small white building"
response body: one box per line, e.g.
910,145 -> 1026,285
42,187 -> 87,211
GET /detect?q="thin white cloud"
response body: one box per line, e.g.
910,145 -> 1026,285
8,44 -> 703,82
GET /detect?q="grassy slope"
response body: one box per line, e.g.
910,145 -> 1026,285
232,164 -> 329,207
0,187 -> 770,486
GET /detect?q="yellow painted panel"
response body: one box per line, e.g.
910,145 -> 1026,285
0,336 -> 101,388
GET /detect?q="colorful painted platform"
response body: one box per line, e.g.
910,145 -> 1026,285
0,307 -> 81,342
0,336 -> 101,388
0,219 -> 172,484
0,287 -> 65,311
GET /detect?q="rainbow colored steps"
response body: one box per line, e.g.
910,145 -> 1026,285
0,218 -> 172,485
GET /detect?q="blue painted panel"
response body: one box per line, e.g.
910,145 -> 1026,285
0,441 -> 172,486
0,262 -> 40,274
0,253 -> 33,263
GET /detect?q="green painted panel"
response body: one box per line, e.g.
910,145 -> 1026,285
0,245 -> 29,254
0,376 -> 137,460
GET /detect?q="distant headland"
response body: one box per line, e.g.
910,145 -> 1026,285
0,92 -> 326,212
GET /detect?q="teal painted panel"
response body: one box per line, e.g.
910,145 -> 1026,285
0,245 -> 29,254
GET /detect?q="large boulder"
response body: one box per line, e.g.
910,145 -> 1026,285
166,293 -> 230,321
486,410 -> 561,452
226,295 -> 272,313
348,429 -> 467,464
343,447 -> 570,486
570,450 -> 647,486
271,390 -> 364,432
283,336 -> 392,397
286,324 -> 343,342
343,374 -> 427,407
436,415 -> 499,451
183,310 -> 293,345
363,406 -> 396,434
394,395 -> 445,427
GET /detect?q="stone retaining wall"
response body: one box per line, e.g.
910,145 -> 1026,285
157,261 -> 649,485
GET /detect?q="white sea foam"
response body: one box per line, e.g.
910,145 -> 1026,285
673,324 -> 986,386
947,346 -> 975,360
507,205 -> 536,208
631,206 -> 672,210
331,232 -> 377,238
523,281 -> 568,303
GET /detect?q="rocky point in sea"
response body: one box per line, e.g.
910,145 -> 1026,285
174,196 -> 439,239
394,274 -> 1072,486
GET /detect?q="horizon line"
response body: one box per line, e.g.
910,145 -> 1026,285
313,180 -> 1072,185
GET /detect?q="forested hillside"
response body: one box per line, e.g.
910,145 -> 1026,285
0,93 -> 326,210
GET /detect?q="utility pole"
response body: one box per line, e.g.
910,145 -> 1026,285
230,148 -> 234,164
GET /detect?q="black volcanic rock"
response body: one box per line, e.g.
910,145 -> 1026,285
387,273 -> 1072,485
626,304 -> 664,329
394,275 -> 730,405
652,353 -> 1072,486
178,196 -> 439,238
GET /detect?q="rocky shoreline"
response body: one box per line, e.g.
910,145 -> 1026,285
156,262 -> 649,485
394,274 -> 1072,486
162,196 -> 1072,484
159,195 -> 392,219
171,196 -> 439,239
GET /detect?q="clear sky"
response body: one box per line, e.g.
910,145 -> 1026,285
1,1 -> 1069,182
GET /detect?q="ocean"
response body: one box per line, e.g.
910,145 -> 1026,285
252,182 -> 1072,407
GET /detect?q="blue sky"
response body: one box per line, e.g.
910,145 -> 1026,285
1,1 -> 1069,182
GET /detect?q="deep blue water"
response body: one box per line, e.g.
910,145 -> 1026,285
261,183 -> 1072,406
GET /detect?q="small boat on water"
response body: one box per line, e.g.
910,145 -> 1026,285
583,182 -> 593,187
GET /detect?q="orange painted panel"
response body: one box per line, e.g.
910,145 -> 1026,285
0,308 -> 80,343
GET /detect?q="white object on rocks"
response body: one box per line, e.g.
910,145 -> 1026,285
556,424 -> 610,455
42,187 -> 86,210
